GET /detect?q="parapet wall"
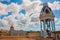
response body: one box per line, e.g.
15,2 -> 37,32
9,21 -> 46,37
0,36 -> 37,40
40,37 -> 53,40
0,36 -> 54,40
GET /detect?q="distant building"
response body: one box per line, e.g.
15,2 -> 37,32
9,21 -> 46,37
0,25 -> 40,38
53,31 -> 60,40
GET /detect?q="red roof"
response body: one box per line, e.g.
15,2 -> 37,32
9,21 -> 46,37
10,25 -> 14,28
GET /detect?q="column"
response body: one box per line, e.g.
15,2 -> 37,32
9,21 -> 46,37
49,21 -> 51,32
50,21 -> 52,36
50,21 -> 52,31
51,20 -> 52,31
52,21 -> 55,31
49,21 -> 51,37
40,21 -> 42,36
53,21 -> 55,31
43,20 -> 46,37
43,20 -> 46,30
51,20 -> 53,32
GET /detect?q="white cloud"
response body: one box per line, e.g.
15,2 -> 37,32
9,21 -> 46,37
0,13 -> 30,30
7,3 -> 20,14
48,1 -> 60,10
0,0 -> 42,15
24,0 -> 42,16
0,3 -> 23,15
23,0 -> 42,6
0,3 -> 7,15
23,0 -> 32,6
0,12 -> 40,30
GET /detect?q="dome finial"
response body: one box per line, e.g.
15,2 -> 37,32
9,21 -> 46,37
43,3 -> 48,6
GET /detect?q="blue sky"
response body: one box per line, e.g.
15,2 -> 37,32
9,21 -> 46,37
1,0 -> 23,5
0,0 -> 60,31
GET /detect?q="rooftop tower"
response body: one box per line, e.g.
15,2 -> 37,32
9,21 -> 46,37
39,3 -> 55,37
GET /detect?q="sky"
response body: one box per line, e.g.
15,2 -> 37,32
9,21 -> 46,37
0,0 -> 60,31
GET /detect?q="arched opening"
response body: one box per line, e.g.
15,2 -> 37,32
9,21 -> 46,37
45,9 -> 50,13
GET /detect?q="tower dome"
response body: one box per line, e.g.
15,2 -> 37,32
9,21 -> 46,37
41,3 -> 52,14
10,25 -> 14,30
